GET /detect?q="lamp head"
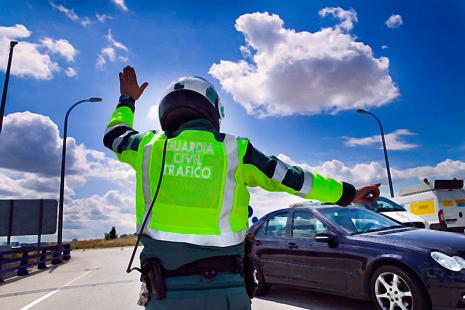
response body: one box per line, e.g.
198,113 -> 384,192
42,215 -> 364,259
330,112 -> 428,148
89,97 -> 102,102
356,108 -> 367,113
10,41 -> 18,48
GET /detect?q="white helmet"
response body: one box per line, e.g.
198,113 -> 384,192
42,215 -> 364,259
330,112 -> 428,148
158,76 -> 224,131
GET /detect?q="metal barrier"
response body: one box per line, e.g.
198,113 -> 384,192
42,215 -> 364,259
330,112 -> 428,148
0,243 -> 71,277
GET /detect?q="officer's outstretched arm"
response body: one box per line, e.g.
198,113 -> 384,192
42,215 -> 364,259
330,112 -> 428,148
103,66 -> 150,169
241,141 -> 356,206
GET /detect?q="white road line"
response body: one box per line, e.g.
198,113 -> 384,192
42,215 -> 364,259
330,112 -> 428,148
19,270 -> 92,310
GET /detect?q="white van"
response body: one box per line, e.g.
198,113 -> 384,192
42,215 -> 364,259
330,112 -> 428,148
352,197 -> 429,229
394,179 -> 465,232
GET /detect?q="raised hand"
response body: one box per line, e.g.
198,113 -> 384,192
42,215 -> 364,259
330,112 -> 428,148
119,66 -> 149,101
353,183 -> 381,204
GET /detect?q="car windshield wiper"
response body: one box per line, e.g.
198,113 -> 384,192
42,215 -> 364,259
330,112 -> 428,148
354,225 -> 405,235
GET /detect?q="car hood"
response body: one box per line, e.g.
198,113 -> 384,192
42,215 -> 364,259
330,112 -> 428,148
350,228 -> 465,255
382,211 -> 425,224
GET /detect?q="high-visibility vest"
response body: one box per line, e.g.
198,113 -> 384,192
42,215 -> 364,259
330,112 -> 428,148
135,129 -> 250,247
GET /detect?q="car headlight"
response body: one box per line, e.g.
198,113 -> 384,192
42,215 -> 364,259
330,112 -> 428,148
453,255 -> 465,269
431,251 -> 463,271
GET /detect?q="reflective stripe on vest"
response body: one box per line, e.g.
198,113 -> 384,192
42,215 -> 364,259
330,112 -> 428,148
296,171 -> 313,198
137,133 -> 247,247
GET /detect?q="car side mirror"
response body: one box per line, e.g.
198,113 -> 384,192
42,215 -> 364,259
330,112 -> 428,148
315,232 -> 338,247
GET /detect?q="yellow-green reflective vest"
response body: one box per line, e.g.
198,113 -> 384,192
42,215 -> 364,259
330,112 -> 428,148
137,130 -> 250,247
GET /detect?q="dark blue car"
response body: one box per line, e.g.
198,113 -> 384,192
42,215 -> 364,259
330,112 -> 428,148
247,203 -> 465,310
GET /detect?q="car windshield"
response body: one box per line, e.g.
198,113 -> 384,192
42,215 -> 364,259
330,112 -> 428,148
354,197 -> 406,212
319,207 -> 404,235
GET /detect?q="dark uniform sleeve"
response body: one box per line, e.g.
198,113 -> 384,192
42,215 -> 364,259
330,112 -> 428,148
103,95 -> 151,169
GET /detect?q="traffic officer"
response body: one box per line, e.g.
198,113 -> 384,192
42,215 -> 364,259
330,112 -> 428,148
103,66 -> 381,310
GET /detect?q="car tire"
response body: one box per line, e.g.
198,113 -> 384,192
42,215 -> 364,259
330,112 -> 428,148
252,261 -> 270,296
370,265 -> 430,310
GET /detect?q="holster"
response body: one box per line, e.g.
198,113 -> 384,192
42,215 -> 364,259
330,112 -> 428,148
141,258 -> 166,300
140,255 -> 246,302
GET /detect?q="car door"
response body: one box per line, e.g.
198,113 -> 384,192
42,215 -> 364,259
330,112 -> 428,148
286,209 -> 348,292
253,210 -> 292,284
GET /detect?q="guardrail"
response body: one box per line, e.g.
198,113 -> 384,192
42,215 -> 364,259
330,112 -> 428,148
0,244 -> 71,277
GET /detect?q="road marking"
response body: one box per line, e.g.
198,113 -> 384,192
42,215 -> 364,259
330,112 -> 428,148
19,270 -> 92,310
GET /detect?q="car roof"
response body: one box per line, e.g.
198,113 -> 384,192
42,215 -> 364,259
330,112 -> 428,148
289,201 -> 341,210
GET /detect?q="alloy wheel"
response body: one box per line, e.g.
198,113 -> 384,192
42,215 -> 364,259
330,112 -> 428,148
252,266 -> 259,285
375,271 -> 413,310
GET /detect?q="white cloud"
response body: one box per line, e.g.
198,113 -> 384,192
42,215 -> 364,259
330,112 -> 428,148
50,2 -> 91,27
209,9 -> 399,117
96,13 -> 112,23
40,37 -> 78,62
65,67 -> 77,77
278,154 -> 465,188
96,46 -> 116,69
80,17 -> 92,27
148,105 -> 159,120
0,112 -> 133,186
249,156 -> 465,220
319,6 -> 357,31
344,129 -> 419,151
50,3 -> 78,21
0,111 -> 138,240
0,24 -> 59,80
112,0 -> 128,12
381,45 -> 389,50
386,14 -> 403,29
64,191 -> 136,240
106,29 -> 128,51
96,30 -> 128,69
0,24 -> 31,38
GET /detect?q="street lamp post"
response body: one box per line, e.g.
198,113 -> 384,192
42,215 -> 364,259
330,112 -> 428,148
357,109 -> 395,198
54,97 -> 102,264
0,41 -> 19,134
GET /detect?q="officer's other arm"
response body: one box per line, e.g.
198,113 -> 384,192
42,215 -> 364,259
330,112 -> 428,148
242,142 -> 380,206
103,66 -> 149,168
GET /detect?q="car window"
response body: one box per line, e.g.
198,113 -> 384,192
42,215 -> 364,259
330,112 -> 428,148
319,207 -> 402,234
291,211 -> 327,239
357,197 -> 405,212
257,211 -> 289,238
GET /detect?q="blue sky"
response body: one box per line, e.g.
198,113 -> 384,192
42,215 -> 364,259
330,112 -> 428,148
0,0 -> 464,240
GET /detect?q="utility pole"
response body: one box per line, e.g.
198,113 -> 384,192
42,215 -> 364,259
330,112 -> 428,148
0,41 -> 18,134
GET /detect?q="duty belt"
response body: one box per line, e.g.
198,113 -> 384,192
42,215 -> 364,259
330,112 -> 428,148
141,255 -> 244,300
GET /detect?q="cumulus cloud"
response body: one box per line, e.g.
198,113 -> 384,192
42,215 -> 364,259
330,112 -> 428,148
0,24 -> 59,80
64,191 -> 135,240
209,9 -> 399,117
50,2 -> 92,27
112,0 -> 128,12
386,14 -> 403,29
0,112 -> 134,187
319,7 -> 357,31
248,156 -> 465,219
96,29 -> 128,70
278,154 -> 465,188
40,37 -> 78,62
344,129 -> 419,151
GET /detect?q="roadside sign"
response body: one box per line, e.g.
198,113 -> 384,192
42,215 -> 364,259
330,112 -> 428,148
0,199 -> 58,237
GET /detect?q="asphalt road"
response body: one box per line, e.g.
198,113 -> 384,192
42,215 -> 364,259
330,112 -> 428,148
0,247 -> 373,310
